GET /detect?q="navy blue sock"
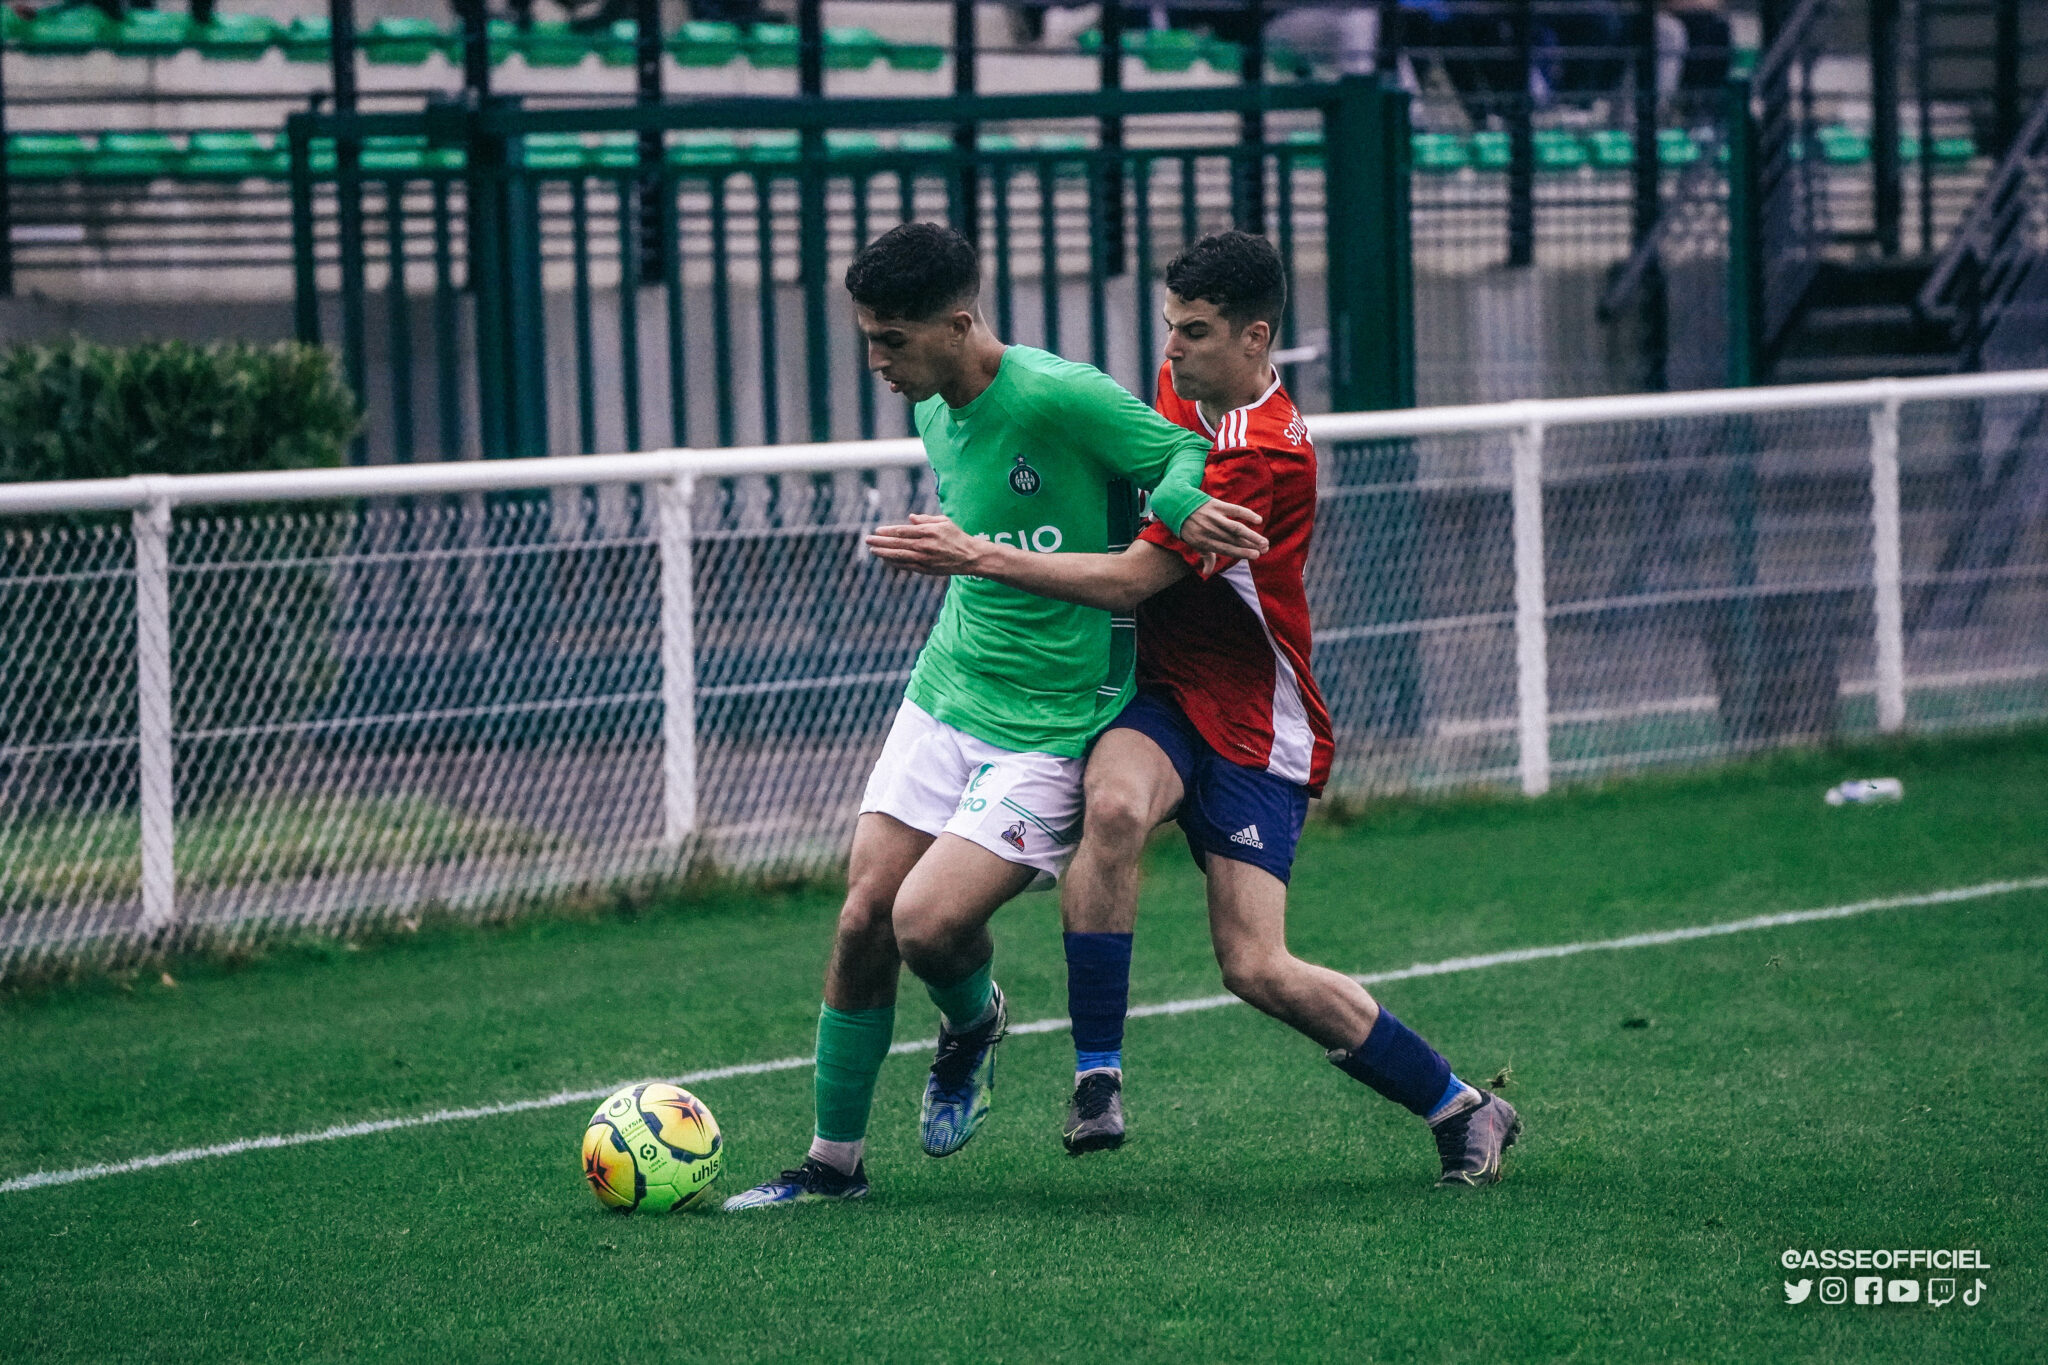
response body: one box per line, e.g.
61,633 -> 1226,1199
1065,932 -> 1133,1076
1330,1008 -> 1461,1119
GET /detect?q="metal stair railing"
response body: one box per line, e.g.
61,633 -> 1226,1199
1918,86 -> 2048,372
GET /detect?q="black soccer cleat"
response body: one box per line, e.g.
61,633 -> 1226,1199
1430,1089 -> 1520,1188
721,1156 -> 871,1211
1060,1071 -> 1126,1155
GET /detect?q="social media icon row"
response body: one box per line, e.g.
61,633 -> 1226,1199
1787,1277 -> 1985,1306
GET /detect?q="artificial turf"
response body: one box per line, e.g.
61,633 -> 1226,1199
3,727 -> 2046,1361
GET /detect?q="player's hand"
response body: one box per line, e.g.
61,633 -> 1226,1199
1177,499 -> 1268,561
865,513 -> 988,576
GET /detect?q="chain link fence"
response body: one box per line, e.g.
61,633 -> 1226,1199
4,372 -> 2046,978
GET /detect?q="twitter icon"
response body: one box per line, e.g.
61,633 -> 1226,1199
1785,1280 -> 1813,1304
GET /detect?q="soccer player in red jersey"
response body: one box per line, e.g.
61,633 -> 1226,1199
866,232 -> 1521,1187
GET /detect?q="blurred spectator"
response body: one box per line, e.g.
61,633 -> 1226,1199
1660,0 -> 1732,93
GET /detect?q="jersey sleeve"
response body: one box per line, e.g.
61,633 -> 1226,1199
1063,367 -> 1213,536
1137,446 -> 1274,570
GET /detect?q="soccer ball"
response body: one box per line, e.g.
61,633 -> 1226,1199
582,1082 -> 723,1213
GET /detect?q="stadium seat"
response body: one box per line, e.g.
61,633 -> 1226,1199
747,23 -> 800,68
282,16 -> 331,62
113,10 -> 193,57
669,132 -> 740,166
592,132 -> 640,169
826,131 -> 884,157
185,131 -> 275,176
886,42 -> 945,71
824,28 -> 882,70
198,14 -> 279,60
23,6 -> 114,55
94,132 -> 181,178
359,135 -> 428,172
1533,129 -> 1587,171
1205,39 -> 1242,73
363,17 -> 443,65
8,133 -> 93,179
671,20 -> 742,66
1658,127 -> 1702,165
1078,27 -> 1203,73
1818,125 -> 1869,165
896,131 -> 953,155
520,22 -> 590,68
1588,129 -> 1634,170
1284,127 -> 1323,168
1934,134 -> 1977,164
522,132 -> 586,170
746,130 -> 801,163
1472,130 -> 1510,171
1411,132 -> 1469,172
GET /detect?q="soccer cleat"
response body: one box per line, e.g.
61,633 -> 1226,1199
918,984 -> 1008,1157
1060,1070 -> 1126,1155
720,1157 -> 870,1211
1430,1090 -> 1520,1188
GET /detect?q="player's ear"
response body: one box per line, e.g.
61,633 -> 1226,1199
1243,318 -> 1271,355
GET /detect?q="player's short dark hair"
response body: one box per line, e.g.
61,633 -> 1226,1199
1163,230 -> 1286,333
844,222 -> 980,321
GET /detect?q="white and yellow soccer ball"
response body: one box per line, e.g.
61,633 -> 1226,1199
581,1082 -> 723,1213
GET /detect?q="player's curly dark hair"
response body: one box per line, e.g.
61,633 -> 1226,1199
1163,230 -> 1286,333
844,222 -> 980,321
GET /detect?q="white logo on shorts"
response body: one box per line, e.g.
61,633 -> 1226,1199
1229,824 -> 1263,850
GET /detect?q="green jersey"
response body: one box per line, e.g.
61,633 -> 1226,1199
904,345 -> 1212,757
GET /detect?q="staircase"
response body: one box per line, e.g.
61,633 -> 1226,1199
1767,257 -> 1961,383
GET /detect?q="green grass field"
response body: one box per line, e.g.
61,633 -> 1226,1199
4,729 -> 2046,1361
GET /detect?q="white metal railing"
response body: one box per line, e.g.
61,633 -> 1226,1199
2,369 -> 2045,975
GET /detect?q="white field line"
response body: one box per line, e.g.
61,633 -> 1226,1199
6,874 -> 2045,1197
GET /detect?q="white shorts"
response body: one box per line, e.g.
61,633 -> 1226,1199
859,699 -> 1084,890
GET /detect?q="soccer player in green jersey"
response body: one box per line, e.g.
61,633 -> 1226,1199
724,222 -> 1268,1210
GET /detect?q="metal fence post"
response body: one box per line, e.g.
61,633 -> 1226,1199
1725,75 -> 1762,387
1512,420 -> 1552,796
1868,397 -> 1907,732
1326,75 -> 1414,413
658,474 -> 698,846
134,496 -> 176,935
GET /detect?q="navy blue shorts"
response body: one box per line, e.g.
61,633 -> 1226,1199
1104,689 -> 1310,884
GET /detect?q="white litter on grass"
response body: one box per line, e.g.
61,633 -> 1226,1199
5,874 -> 2045,1196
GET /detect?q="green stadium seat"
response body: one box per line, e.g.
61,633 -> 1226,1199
197,14 -> 279,61
976,134 -> 1021,153
1658,127 -> 1702,166
670,20 -> 742,66
746,130 -> 800,163
521,21 -> 590,67
826,131 -> 884,157
185,131 -> 274,176
1472,130 -> 1511,170
747,23 -> 799,68
1077,28 -> 1201,73
363,17 -> 443,65
0,9 -> 25,43
360,135 -> 428,172
114,10 -> 192,57
23,7 -> 115,55
1204,39 -> 1242,73
94,132 -> 180,178
597,19 -> 639,66
895,131 -> 953,155
1818,125 -> 1869,165
8,133 -> 93,179
1588,128 -> 1634,170
824,27 -> 882,70
523,132 -> 587,170
282,16 -> 331,62
1934,134 -> 1977,164
1533,129 -> 1586,171
886,42 -> 945,71
1283,127 -> 1323,168
1412,132 -> 1469,172
669,132 -> 739,166
592,133 -> 640,169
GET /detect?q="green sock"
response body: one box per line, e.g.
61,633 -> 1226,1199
924,958 -> 994,1031
813,1003 -> 897,1143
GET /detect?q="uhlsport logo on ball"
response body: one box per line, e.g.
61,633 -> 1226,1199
582,1083 -> 723,1213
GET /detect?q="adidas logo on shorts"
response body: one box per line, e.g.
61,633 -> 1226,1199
1229,824 -> 1264,850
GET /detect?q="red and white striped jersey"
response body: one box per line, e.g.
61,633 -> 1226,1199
1135,361 -> 1335,794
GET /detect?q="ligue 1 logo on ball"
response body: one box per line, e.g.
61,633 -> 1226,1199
1009,455 -> 1042,496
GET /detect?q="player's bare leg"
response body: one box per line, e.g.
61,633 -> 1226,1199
1057,729 -> 1184,1152
891,835 -> 1037,1156
724,813 -> 930,1211
1207,856 -> 1519,1188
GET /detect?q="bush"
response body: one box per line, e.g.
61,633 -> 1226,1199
0,338 -> 357,482
0,341 -> 360,827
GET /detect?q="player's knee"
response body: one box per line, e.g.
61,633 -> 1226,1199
835,880 -> 896,947
1082,782 -> 1154,852
1217,947 -> 1288,1012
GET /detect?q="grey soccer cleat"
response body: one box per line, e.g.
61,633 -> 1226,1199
721,1157 -> 870,1211
1430,1089 -> 1520,1187
1060,1071 -> 1126,1155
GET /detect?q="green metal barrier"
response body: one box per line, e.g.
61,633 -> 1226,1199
287,81 -> 1416,463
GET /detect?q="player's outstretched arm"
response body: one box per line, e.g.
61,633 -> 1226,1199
867,514 -> 1191,612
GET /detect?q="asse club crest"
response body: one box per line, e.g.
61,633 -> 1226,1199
1009,454 -> 1042,496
